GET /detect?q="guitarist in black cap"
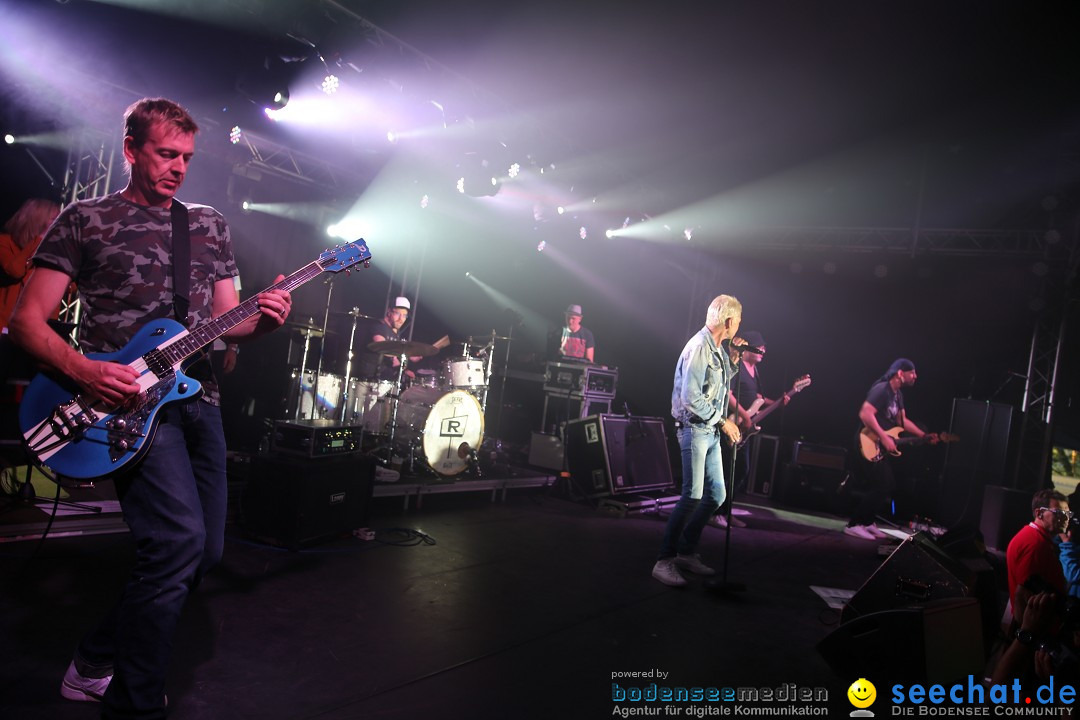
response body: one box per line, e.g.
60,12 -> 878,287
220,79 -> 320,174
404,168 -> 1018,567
712,330 -> 788,529
845,357 -> 938,541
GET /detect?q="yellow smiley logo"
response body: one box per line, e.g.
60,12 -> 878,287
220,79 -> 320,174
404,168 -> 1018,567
847,678 -> 876,709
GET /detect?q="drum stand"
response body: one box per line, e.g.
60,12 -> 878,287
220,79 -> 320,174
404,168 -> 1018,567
292,328 -> 317,421
339,308 -> 361,424
371,352 -> 410,467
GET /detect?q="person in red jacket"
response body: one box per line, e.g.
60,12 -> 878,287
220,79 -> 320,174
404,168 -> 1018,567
1006,488 -> 1070,624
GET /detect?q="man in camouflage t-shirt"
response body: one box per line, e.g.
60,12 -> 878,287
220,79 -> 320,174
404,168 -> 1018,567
10,97 -> 293,717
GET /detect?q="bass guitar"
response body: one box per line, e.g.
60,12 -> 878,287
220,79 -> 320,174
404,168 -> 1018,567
732,374 -> 811,447
19,240 -> 372,480
858,426 -> 959,463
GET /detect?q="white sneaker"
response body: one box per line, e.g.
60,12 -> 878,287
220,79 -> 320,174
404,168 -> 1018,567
60,661 -> 111,703
674,553 -> 716,575
843,524 -> 877,541
652,559 -> 688,587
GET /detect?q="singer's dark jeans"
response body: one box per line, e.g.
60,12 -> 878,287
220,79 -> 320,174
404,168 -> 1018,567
658,424 -> 726,559
75,401 -> 227,720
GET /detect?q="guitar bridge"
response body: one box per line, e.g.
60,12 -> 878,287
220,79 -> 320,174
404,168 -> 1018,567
25,396 -> 100,455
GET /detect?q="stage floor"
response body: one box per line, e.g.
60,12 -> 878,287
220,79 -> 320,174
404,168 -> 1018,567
0,480 -> 1007,719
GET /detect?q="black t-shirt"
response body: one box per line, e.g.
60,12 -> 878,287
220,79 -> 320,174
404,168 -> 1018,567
734,364 -> 761,411
865,380 -> 904,430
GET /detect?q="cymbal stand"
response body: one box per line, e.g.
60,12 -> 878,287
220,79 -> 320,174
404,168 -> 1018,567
311,278 -> 334,420
340,308 -> 360,424
375,352 -> 410,466
492,324 -> 514,445
293,329 -> 315,421
478,332 -> 497,413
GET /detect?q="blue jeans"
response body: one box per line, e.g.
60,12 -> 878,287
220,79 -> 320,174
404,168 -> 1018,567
76,401 -> 227,719
658,424 -> 726,559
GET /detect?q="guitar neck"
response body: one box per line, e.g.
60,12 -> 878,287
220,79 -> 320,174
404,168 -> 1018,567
157,260 -> 325,367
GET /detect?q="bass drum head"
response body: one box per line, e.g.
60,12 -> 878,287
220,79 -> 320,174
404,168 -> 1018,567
422,390 -> 484,476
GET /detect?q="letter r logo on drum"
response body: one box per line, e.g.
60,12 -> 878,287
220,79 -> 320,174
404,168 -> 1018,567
440,416 -> 467,437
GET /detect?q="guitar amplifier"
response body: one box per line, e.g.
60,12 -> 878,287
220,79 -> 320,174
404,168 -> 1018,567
793,441 -> 847,470
272,419 -> 362,457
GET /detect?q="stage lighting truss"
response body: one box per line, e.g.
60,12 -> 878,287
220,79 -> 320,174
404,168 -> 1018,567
231,127 -> 359,191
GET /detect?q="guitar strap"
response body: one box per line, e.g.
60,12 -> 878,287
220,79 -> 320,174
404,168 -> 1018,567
170,200 -> 191,327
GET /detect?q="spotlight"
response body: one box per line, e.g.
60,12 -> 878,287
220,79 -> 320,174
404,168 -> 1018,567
579,227 -> 588,240
537,240 -> 546,252
456,177 -> 465,194
3,134 -> 14,145
241,200 -> 253,213
508,162 -> 520,179
321,74 -> 339,94
490,177 -> 498,187
229,126 -> 243,145
556,206 -> 565,215
387,130 -> 397,144
605,229 -> 614,239
684,228 -> 693,241
420,194 -> 429,209
271,90 -> 290,109
465,271 -> 471,277
327,223 -> 339,237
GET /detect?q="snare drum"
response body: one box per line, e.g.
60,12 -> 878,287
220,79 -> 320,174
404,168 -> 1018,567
443,357 -> 486,390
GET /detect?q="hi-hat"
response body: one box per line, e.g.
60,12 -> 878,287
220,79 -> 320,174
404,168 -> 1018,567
367,339 -> 439,358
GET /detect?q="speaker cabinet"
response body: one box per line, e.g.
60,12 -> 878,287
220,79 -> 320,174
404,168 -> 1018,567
979,485 -> 1032,553
937,399 -> 1018,529
243,453 -> 375,550
565,415 -> 673,496
819,599 -> 985,684
842,532 -> 974,621
841,531 -> 999,648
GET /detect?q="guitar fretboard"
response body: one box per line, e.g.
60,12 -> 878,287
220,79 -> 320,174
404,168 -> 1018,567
157,260 -> 326,367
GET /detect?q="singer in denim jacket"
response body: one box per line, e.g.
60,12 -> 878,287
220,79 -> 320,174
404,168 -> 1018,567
652,295 -> 744,586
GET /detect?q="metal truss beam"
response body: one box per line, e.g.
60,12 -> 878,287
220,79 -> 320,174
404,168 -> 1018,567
233,130 -> 363,191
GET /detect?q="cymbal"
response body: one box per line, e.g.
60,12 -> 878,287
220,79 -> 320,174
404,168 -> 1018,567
468,334 -> 511,342
367,339 -> 439,358
286,321 -> 330,337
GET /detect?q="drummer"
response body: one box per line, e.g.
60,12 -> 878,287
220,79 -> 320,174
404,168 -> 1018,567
368,297 -> 423,382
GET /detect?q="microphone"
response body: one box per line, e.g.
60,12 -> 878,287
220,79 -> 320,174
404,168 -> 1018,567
729,340 -> 764,355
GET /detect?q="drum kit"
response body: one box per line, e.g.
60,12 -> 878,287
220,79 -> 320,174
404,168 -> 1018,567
285,310 -> 510,477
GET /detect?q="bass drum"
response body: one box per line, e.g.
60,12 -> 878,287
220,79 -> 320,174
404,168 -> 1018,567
396,389 -> 485,476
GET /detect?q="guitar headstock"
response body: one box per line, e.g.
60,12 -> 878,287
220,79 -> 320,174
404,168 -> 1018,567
319,240 -> 372,274
938,432 -> 960,443
791,374 -> 812,393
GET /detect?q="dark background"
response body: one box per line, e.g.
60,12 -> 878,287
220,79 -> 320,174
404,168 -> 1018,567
1,0 -> 1077,461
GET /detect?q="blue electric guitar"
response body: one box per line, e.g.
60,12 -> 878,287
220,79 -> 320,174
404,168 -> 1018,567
19,240 -> 371,480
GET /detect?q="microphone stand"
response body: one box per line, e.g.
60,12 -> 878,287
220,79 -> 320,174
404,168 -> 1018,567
705,435 -> 747,594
